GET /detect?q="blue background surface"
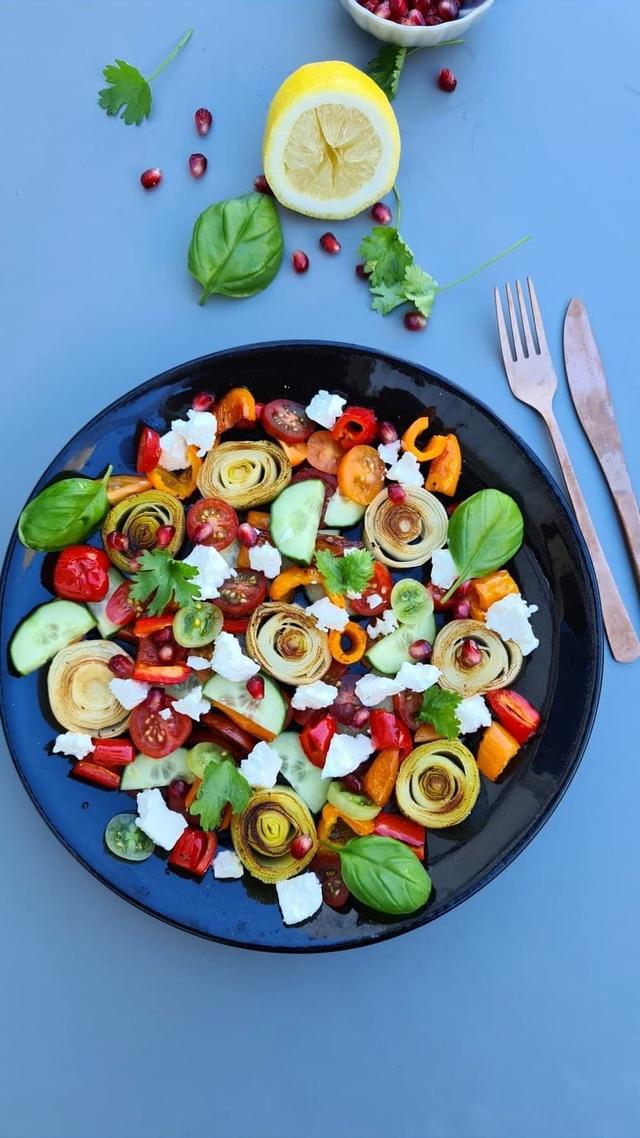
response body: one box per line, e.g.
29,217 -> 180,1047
1,2 -> 639,1136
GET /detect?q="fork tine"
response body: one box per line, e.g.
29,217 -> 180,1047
494,286 -> 515,368
516,279 -> 536,357
526,277 -> 549,356
505,283 -> 524,360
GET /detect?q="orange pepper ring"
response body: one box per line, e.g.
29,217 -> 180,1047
328,621 -> 367,665
401,416 -> 433,462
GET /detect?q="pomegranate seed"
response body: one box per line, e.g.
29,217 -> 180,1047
194,107 -> 212,136
140,168 -> 162,190
192,391 -> 215,412
438,0 -> 459,18
371,201 -> 392,225
409,639 -> 432,662
402,9 -> 426,23
404,311 -> 427,331
438,68 -> 458,93
157,644 -> 174,663
146,688 -> 164,711
108,654 -> 134,678
342,774 -> 364,794
155,525 -> 175,549
378,420 -> 399,445
237,523 -> 258,548
453,598 -> 471,620
424,11 -> 443,22
458,638 -> 483,669
153,627 -> 173,645
374,0 -> 391,14
355,263 -> 370,280
319,232 -> 341,255
352,708 -> 370,729
107,531 -> 128,552
246,675 -> 265,701
192,521 -> 214,544
291,835 -> 313,860
253,174 -> 273,196
292,250 -> 309,274
457,580 -> 473,596
390,0 -> 409,18
129,558 -> 141,572
388,483 -> 407,504
189,153 -> 208,179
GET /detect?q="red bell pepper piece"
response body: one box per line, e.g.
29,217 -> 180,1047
168,829 -> 217,876
300,712 -> 337,769
136,425 -> 161,475
91,738 -> 135,767
369,710 -> 412,757
373,814 -> 426,860
485,689 -> 541,745
132,662 -> 192,685
132,614 -> 174,637
71,761 -> 120,789
330,406 -> 377,449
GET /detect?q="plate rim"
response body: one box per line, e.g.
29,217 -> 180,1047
0,340 -> 604,952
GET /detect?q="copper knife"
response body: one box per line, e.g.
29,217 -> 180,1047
563,298 -> 640,587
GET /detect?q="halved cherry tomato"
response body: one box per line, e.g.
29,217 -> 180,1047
370,710 -> 412,757
311,850 -> 350,908
349,562 -> 392,618
337,445 -> 385,506
199,711 -> 256,757
279,440 -> 308,466
186,498 -> 238,550
71,761 -> 120,789
148,446 -> 202,500
330,406 -> 377,450
91,738 -> 135,767
129,694 -> 192,759
262,399 -> 314,444
168,829 -> 217,876
53,545 -> 110,603
392,690 -> 423,733
307,430 -> 343,475
132,615 -> 174,638
216,387 -> 256,433
290,468 -> 337,523
105,581 -> 140,628
300,712 -> 337,769
216,570 -> 267,618
136,426 -> 161,474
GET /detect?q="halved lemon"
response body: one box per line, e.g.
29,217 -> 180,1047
263,61 -> 401,220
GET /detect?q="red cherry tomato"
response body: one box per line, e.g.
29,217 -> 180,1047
300,713 -> 337,769
307,430 -> 343,475
129,694 -> 192,759
311,850 -> 350,908
105,581 -> 140,628
53,545 -> 110,603
330,406 -> 377,450
262,399 -> 314,443
136,426 -> 161,474
349,562 -> 393,618
215,570 -> 267,618
392,690 -> 423,734
168,829 -> 217,876
186,498 -> 238,550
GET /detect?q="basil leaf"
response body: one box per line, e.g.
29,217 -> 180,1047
339,836 -> 432,915
188,192 -> 284,304
18,467 -> 112,552
446,489 -> 524,595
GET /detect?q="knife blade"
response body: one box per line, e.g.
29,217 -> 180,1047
563,298 -> 640,587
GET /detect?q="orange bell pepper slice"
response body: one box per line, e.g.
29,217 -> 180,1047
215,387 -> 256,434
401,416 -> 433,462
425,434 -> 462,497
148,446 -> 202,500
208,699 -> 276,741
362,747 -> 400,807
279,440 -> 308,466
328,622 -> 367,665
270,567 -> 322,602
246,511 -> 270,532
476,722 -> 520,781
420,434 -> 449,462
469,570 -> 519,612
414,723 -> 443,744
318,803 -> 375,844
185,778 -> 202,811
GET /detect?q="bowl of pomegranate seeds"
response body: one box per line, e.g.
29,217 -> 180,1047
341,0 -> 494,47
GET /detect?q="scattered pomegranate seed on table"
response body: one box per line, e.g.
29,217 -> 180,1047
438,67 -> 458,93
355,263 -> 369,280
291,835 -> 313,860
246,676 -> 265,701
192,521 -> 214,544
371,201 -> 392,225
192,391 -> 215,412
237,523 -> 258,548
253,174 -> 273,196
319,232 -> 341,254
388,483 -> 407,504
404,311 -> 427,331
140,168 -> 162,190
108,655 -> 134,679
155,525 -> 176,549
291,250 -> 310,274
189,153 -> 208,179
194,107 -> 212,136
378,420 -> 399,444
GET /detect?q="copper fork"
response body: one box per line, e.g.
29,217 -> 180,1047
495,277 -> 640,663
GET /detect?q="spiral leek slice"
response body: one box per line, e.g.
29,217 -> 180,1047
197,441 -> 291,508
364,487 -> 448,569
431,619 -> 523,697
246,602 -> 331,685
231,787 -> 318,883
396,740 -> 480,828
102,490 -> 185,572
47,641 -> 133,737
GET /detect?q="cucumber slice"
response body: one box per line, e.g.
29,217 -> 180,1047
203,673 -> 287,740
327,781 -> 380,821
120,748 -> 193,791
270,480 -> 325,564
87,567 -> 125,638
390,579 -> 433,625
10,599 -> 96,676
270,732 -> 329,814
324,490 -> 366,528
187,741 -> 232,779
365,608 -> 436,676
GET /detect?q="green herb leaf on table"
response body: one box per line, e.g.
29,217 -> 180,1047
338,836 -> 432,915
189,757 -> 252,831
315,548 -> 374,597
98,28 -> 193,125
188,192 -> 284,304
402,263 -> 439,320
366,44 -> 408,102
129,550 -> 200,615
18,467 -> 113,552
417,686 -> 462,740
444,488 -> 524,600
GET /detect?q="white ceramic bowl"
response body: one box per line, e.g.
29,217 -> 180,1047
339,0 -> 495,48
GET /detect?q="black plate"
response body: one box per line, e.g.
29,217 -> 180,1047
0,343 -> 603,952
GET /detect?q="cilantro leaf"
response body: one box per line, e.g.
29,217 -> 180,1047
359,226 -> 414,289
129,550 -> 200,615
98,28 -> 192,126
417,687 -> 462,739
402,263 -> 439,320
315,548 -> 375,597
370,277 -> 408,316
189,757 -> 252,831
367,44 -> 407,102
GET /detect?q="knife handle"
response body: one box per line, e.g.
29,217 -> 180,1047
544,410 -> 640,663
595,454 -> 640,588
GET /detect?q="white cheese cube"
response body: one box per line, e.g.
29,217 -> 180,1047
136,789 -> 187,851
239,741 -> 282,788
276,872 -> 323,925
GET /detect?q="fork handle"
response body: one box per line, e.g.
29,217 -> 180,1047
543,410 -> 640,663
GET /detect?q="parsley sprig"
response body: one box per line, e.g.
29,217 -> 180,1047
417,686 -> 462,739
98,28 -> 193,125
315,548 -> 374,598
129,549 -> 200,615
189,757 -> 252,831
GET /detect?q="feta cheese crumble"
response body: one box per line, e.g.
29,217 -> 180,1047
249,543 -> 282,579
355,674 -> 402,706
307,597 -> 350,633
322,732 -> 374,779
158,429 -> 189,472
171,684 -> 210,721
430,548 -> 458,590
136,789 -> 187,851
240,741 -> 282,788
291,680 -> 338,711
213,849 -> 244,879
108,677 -> 150,710
456,695 -> 492,735
486,593 -> 539,656
366,608 -> 398,640
386,451 -> 424,488
305,390 -> 346,430
186,654 -> 211,671
210,631 -> 260,682
394,662 -> 441,694
276,872 -> 323,925
183,544 -> 234,600
172,409 -> 217,457
378,440 -> 401,467
52,732 -> 93,760
367,593 -> 383,610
